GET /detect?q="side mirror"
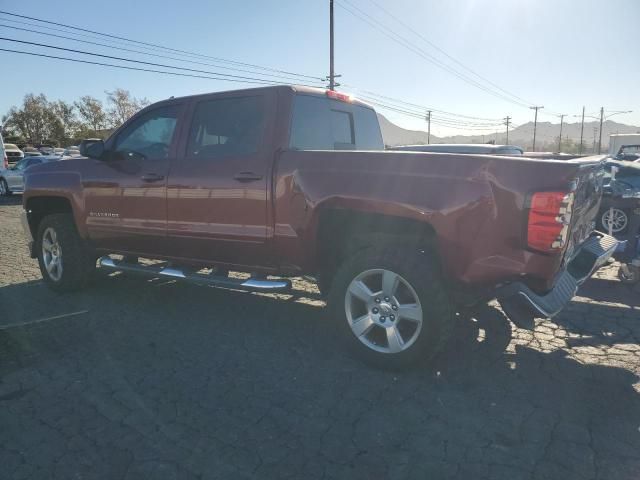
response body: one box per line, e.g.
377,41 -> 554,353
80,139 -> 105,159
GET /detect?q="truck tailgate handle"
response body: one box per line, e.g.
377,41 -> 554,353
140,173 -> 165,182
234,171 -> 263,182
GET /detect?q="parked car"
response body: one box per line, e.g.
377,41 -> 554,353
53,147 -> 66,157
0,155 -> 58,195
598,160 -> 640,234
37,145 -> 54,155
613,145 -> 640,162
23,148 -> 42,158
61,146 -> 81,159
21,86 -> 616,368
3,143 -> 24,165
388,143 -> 524,155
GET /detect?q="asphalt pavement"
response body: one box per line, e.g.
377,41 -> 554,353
1,195 -> 639,479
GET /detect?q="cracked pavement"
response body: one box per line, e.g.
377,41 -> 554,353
1,196 -> 640,479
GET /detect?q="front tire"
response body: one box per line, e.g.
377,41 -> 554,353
37,213 -> 96,292
0,178 -> 10,196
328,245 -> 453,369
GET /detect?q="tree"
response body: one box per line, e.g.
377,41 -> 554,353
105,88 -> 149,127
50,100 -> 78,144
3,94 -> 60,144
75,95 -> 107,135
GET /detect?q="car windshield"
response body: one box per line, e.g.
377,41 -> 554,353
4,143 -> 18,149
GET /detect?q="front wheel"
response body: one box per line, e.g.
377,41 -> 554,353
37,213 -> 96,292
0,178 -> 10,196
328,245 -> 453,369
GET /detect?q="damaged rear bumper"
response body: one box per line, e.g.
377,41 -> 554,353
498,232 -> 618,324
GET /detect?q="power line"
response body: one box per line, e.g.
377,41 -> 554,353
0,47 -> 315,87
0,23 -> 325,84
0,9 -> 324,81
0,8 -> 512,127
0,37 -> 323,86
366,0 -> 536,107
335,0 -> 532,108
353,91 -> 503,124
368,98 -> 504,131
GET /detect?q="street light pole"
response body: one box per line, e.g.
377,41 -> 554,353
530,106 -> 544,151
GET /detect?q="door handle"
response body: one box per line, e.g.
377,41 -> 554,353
234,171 -> 263,182
141,173 -> 165,182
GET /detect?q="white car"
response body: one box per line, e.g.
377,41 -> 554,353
0,156 -> 57,195
3,143 -> 25,165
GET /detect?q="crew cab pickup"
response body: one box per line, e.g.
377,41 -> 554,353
21,86 -> 617,368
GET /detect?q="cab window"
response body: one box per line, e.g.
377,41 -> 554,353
186,96 -> 265,159
114,105 -> 179,160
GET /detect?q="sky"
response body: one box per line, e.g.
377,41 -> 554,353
0,0 -> 638,137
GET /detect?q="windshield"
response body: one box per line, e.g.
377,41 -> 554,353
4,143 -> 19,149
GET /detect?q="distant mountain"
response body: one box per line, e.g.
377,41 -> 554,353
378,113 -> 640,152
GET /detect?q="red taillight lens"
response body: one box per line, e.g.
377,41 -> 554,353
326,90 -> 353,102
527,191 -> 574,252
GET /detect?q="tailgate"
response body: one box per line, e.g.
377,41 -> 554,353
563,158 -> 606,264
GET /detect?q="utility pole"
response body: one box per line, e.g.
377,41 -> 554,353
530,106 -> 544,152
597,106 -> 604,154
557,114 -> 566,153
592,127 -> 598,153
329,0 -> 335,90
426,110 -> 431,144
579,106 -> 585,155
504,116 -> 511,144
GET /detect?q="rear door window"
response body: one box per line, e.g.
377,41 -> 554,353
289,95 -> 383,151
186,95 -> 265,159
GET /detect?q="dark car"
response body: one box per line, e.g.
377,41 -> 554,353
614,145 -> 640,162
598,160 -> 640,234
20,85 -> 615,368
388,143 -> 524,155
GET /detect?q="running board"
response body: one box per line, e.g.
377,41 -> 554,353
98,257 -> 292,293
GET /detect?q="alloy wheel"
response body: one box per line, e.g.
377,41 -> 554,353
344,269 -> 423,354
42,227 -> 63,281
601,208 -> 628,233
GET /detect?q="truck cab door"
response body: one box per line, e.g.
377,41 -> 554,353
166,91 -> 276,268
83,103 -> 185,255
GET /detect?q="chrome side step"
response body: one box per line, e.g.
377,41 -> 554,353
98,257 -> 291,293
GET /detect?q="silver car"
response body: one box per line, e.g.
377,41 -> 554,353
0,156 -> 57,195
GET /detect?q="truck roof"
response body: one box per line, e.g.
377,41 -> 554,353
156,85 -> 375,110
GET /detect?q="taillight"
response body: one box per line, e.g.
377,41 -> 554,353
527,191 -> 574,252
326,90 -> 353,103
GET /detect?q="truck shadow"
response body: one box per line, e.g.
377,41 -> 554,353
0,274 -> 639,478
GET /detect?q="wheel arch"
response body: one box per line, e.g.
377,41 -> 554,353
25,195 -> 76,243
313,205 -> 442,291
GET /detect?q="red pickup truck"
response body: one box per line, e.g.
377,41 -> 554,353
21,85 -> 617,368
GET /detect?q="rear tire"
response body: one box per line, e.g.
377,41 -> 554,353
36,213 -> 96,292
328,245 -> 453,369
